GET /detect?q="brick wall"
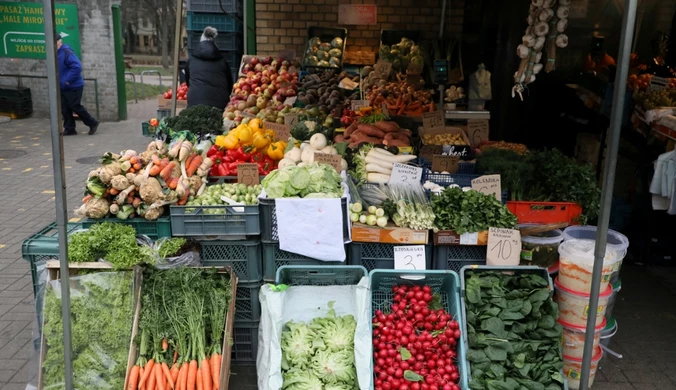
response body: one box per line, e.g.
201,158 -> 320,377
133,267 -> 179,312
255,0 -> 464,57
0,0 -> 120,121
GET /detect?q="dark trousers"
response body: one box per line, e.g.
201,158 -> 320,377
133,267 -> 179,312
60,87 -> 97,131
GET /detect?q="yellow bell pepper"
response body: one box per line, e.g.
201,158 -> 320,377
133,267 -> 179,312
248,118 -> 263,132
237,126 -> 253,145
267,141 -> 286,160
223,133 -> 239,150
214,135 -> 229,149
264,129 -> 276,140
252,132 -> 271,150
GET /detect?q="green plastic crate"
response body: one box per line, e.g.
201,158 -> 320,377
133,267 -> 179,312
170,204 -> 260,236
235,281 -> 262,322
275,265 -> 367,286
261,242 -> 345,282
81,216 -> 171,239
199,239 -> 262,283
231,321 -> 259,364
348,242 -> 433,273
22,222 -> 83,296
433,245 -> 487,272
142,121 -> 156,137
369,269 -> 468,390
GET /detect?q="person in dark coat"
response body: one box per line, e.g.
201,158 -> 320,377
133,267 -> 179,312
185,27 -> 234,110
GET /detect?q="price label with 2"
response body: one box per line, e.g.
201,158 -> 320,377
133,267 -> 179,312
394,245 -> 427,272
389,163 -> 422,184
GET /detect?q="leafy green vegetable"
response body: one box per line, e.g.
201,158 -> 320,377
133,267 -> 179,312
465,271 -> 564,390
166,104 -> 223,134
157,237 -> 187,259
290,119 -> 333,142
262,163 -> 343,198
42,272 -> 134,389
432,187 -> 517,234
68,222 -> 156,269
476,149 -> 533,201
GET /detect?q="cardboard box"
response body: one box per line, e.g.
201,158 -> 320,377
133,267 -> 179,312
418,125 -> 470,146
352,223 -> 429,244
434,230 -> 488,246
158,95 -> 188,109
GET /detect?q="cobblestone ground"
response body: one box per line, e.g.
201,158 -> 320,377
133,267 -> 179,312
1,103 -> 676,389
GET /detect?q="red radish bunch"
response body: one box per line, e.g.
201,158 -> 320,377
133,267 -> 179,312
372,284 -> 462,390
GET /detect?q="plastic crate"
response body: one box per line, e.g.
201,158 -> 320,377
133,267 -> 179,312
417,157 -> 476,174
275,265 -> 367,285
157,109 -> 171,120
81,217 -> 171,239
231,321 -> 259,364
506,201 -> 583,225
348,242 -> 433,273
235,281 -> 262,322
423,169 -> 479,187
433,245 -> 487,272
199,239 -> 262,283
141,121 -> 157,137
188,31 -> 243,52
302,26 -> 348,69
186,0 -> 242,14
187,12 -> 241,32
170,204 -> 260,236
22,222 -> 83,297
259,197 -> 349,242
369,269 -> 469,390
261,242 -> 345,282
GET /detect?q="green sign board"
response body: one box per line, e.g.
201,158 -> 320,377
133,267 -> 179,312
0,2 -> 80,59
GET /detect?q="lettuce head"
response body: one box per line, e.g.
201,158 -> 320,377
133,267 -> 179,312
311,349 -> 356,385
281,321 -> 316,368
282,368 -> 323,390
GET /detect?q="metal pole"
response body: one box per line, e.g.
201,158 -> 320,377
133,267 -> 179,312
439,0 -> 447,39
112,4 -> 128,120
579,0 -> 637,388
170,0 -> 183,116
42,0 -> 73,388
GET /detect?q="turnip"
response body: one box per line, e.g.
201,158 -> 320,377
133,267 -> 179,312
376,216 -> 388,227
310,133 -> 327,150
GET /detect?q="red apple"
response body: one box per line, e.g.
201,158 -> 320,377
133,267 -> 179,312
243,64 -> 252,73
282,60 -> 290,67
261,83 -> 269,90
261,56 -> 272,65
250,57 -> 260,66
271,60 -> 279,69
285,89 -> 296,97
254,87 -> 262,94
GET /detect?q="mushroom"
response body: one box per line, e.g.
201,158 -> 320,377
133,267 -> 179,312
534,36 -> 546,51
556,34 -> 569,48
539,8 -> 555,22
557,6 -> 570,19
522,35 -> 537,48
557,18 -> 568,33
517,44 -> 531,59
534,21 -> 550,37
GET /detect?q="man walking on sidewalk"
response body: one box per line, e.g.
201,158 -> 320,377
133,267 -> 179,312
57,34 -> 99,135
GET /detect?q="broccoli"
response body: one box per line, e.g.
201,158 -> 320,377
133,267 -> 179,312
165,104 -> 223,134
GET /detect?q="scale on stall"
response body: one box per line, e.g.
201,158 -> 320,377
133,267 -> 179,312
434,59 -> 449,108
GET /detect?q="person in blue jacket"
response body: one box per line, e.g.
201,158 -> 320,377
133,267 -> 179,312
57,34 -> 99,135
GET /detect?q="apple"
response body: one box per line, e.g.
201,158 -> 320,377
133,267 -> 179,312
254,87 -> 262,94
285,89 -> 296,97
261,56 -> 272,65
250,57 -> 259,66
242,64 -> 252,73
282,60 -> 290,67
262,70 -> 270,77
271,60 -> 279,69
261,76 -> 270,85
242,84 -> 251,92
263,89 -> 272,98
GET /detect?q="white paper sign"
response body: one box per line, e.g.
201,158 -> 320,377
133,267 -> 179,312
394,245 -> 426,272
223,119 -> 236,131
351,100 -> 370,111
486,227 -> 522,266
284,96 -> 298,106
389,163 -> 422,184
471,174 -> 502,201
648,76 -> 670,92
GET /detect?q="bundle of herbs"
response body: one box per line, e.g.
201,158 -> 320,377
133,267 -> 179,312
68,222 -> 156,269
464,271 -> 564,390
432,187 -> 517,234
129,267 -> 232,390
475,149 -> 533,201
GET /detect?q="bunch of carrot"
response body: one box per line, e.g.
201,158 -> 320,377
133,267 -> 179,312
127,268 -> 231,390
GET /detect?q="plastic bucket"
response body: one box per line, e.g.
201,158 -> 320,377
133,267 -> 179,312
563,346 -> 603,389
600,317 -> 617,347
559,317 -> 606,359
558,239 -> 621,294
554,277 -> 612,327
562,226 -> 629,283
605,279 -> 622,319
519,224 -> 564,268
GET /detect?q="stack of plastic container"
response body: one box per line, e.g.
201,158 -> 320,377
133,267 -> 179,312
554,226 -> 629,389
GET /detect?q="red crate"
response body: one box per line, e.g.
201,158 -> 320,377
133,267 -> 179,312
506,201 -> 583,225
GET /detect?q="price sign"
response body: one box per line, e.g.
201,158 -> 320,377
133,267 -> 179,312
351,100 -> 370,111
648,76 -> 670,92
486,228 -> 522,266
467,119 -> 489,147
284,96 -> 298,106
375,61 -> 393,78
431,155 -> 459,173
471,174 -> 502,201
394,245 -> 427,272
389,163 -> 423,184
223,119 -> 236,131
314,152 -> 343,172
237,163 -> 260,185
264,121 -> 291,140
284,113 -> 299,127
241,111 -> 255,118
422,110 -> 445,130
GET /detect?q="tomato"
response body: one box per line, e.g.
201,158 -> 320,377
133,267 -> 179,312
149,118 -> 159,127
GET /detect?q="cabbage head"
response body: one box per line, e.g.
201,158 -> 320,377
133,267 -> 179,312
311,349 -> 356,385
282,368 -> 323,390
281,321 -> 316,368
312,314 -> 356,352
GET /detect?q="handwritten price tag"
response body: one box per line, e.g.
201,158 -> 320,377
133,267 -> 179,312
283,113 -> 299,127
264,121 -> 291,140
467,119 -> 489,147
223,119 -> 236,131
431,155 -> 459,173
471,174 -> 501,201
375,61 -> 393,78
394,245 -> 427,277
241,111 -> 255,118
351,100 -> 369,111
237,163 -> 260,185
389,163 -> 423,185
284,96 -> 298,106
486,228 -> 521,266
314,152 -> 342,172
422,110 -> 445,130
648,76 -> 670,92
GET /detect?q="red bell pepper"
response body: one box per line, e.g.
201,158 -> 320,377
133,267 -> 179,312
207,145 -> 222,158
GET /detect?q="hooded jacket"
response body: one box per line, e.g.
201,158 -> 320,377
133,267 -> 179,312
185,41 -> 234,111
57,44 -> 85,90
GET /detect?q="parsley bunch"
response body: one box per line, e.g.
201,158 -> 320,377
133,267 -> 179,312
432,187 -> 517,234
68,222 -> 156,268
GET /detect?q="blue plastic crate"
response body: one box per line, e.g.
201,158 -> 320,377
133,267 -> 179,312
186,0 -> 242,14
417,157 -> 476,174
187,12 -> 241,32
188,31 -> 243,52
423,169 -> 479,187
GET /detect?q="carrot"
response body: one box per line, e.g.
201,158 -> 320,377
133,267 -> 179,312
162,362 -> 175,390
178,362 -> 189,390
200,358 -> 212,390
128,365 -> 140,390
82,194 -> 93,203
129,167 -> 136,174
160,162 -> 176,181
109,187 -> 119,196
173,351 -> 179,365
130,156 -> 139,165
151,155 -> 161,165
139,359 -> 155,390
187,360 -> 198,390
185,154 -> 196,171
134,162 -> 143,171
196,370 -> 203,390
177,193 -> 189,206
146,360 -> 157,390
139,366 -> 145,390
155,363 -> 166,390
171,363 -> 180,388
167,177 -> 178,190
162,338 -> 169,352
211,353 -> 220,390
186,155 -> 203,177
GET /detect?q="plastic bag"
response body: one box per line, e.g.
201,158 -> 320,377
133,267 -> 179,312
153,237 -> 201,268
469,63 -> 492,100
40,271 -> 136,389
256,277 -> 372,390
